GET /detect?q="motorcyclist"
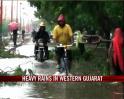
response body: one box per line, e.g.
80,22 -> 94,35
31,29 -> 37,42
34,21 -> 50,60
52,14 -> 73,73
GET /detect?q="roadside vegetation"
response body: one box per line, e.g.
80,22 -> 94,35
0,49 -> 26,58
49,43 -> 109,76
71,46 -> 109,76
0,66 -> 27,76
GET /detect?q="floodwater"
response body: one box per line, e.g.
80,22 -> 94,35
0,39 -> 124,99
0,81 -> 124,99
0,60 -> 123,99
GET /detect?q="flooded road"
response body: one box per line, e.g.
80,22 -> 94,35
1,82 -> 123,99
0,39 -> 124,99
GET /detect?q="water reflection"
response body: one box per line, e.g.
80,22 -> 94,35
0,81 -> 123,99
31,82 -> 115,99
0,83 -> 33,99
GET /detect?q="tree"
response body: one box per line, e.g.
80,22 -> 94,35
28,0 -> 124,48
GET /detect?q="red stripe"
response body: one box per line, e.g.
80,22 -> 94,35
103,76 -> 124,82
0,76 -> 124,82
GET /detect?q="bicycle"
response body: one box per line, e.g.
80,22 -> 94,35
56,44 -> 72,75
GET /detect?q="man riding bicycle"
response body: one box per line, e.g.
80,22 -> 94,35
52,14 -> 73,73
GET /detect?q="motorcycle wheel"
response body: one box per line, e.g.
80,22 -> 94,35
40,50 -> 44,62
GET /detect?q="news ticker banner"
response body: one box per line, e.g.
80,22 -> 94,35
0,75 -> 124,82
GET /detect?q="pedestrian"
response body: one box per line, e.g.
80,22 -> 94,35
76,30 -> 85,55
22,29 -> 25,42
12,29 -> 18,47
52,14 -> 73,73
31,29 -> 36,42
108,27 -> 124,75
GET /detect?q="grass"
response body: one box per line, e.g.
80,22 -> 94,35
49,44 -> 109,76
0,49 -> 25,58
12,66 -> 26,76
71,46 -> 109,76
0,66 -> 27,76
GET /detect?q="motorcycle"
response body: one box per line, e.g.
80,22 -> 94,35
35,39 -> 47,62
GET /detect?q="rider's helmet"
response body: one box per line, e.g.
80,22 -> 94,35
39,21 -> 45,31
57,14 -> 65,27
40,21 -> 45,27
57,14 -> 65,22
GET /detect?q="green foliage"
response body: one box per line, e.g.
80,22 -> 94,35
71,47 -> 93,61
49,50 -> 55,60
0,71 -> 9,76
13,66 -> 26,76
28,0 -> 124,41
0,49 -> 25,58
48,46 -> 93,61
2,19 -> 10,35
83,50 -> 93,61
0,66 -> 26,76
2,39 -> 9,46
0,49 -> 15,58
71,47 -> 81,60
71,46 -> 109,75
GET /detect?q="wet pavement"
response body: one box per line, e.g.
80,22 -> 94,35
0,82 -> 124,99
0,35 -> 124,99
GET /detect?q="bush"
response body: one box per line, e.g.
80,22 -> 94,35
13,66 -> 26,76
83,50 -> 93,61
2,39 -> 9,46
0,49 -> 25,58
49,50 -> 55,59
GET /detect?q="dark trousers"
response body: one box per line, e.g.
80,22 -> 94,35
55,47 -> 72,71
22,33 -> 25,41
112,59 -> 123,75
13,33 -> 17,46
78,43 -> 85,55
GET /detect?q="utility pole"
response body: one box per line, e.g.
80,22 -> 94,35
11,0 -> 13,22
0,0 -> 3,48
4,5 -> 7,21
20,2 -> 22,30
16,0 -> 18,23
22,7 -> 24,29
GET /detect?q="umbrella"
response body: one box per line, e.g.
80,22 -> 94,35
8,21 -> 18,31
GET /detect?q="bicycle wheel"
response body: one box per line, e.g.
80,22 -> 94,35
60,58 -> 65,73
64,58 -> 69,76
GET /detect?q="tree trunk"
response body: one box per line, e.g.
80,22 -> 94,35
97,12 -> 111,49
0,25 -> 4,49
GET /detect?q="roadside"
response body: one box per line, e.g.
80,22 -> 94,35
0,33 -> 124,99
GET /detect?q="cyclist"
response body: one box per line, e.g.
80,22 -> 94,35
52,14 -> 73,73
34,21 -> 50,60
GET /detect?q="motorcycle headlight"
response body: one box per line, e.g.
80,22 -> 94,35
39,42 -> 43,46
